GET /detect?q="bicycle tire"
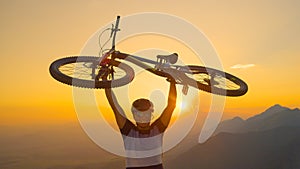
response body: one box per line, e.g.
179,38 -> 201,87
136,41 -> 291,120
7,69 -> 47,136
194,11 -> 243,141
180,65 -> 248,96
49,56 -> 134,89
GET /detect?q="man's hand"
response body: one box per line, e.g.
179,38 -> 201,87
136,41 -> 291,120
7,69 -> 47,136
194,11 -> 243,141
166,77 -> 176,83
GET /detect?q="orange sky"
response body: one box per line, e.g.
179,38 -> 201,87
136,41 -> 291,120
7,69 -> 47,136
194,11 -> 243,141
0,1 -> 300,126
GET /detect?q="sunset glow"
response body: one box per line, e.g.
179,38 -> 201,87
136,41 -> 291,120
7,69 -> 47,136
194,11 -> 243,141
1,2 -> 300,169
0,1 -> 299,127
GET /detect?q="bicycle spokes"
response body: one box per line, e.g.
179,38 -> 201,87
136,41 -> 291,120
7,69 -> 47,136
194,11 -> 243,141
198,72 -> 240,90
59,62 -> 94,79
56,59 -> 122,83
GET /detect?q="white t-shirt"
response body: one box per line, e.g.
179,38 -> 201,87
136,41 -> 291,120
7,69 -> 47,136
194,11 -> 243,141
120,119 -> 167,168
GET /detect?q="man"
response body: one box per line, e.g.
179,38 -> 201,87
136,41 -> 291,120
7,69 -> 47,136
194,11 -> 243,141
105,78 -> 177,169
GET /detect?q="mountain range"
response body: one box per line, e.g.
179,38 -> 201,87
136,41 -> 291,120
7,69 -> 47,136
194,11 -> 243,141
213,104 -> 300,135
166,104 -> 300,169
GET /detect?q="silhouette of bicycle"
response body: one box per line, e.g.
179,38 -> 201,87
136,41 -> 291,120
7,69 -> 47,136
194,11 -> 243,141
50,16 -> 247,97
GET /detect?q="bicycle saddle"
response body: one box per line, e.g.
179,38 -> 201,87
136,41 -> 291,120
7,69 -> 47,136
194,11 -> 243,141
156,53 -> 178,64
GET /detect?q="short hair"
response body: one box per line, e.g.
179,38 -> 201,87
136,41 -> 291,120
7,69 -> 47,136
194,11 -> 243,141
132,98 -> 153,111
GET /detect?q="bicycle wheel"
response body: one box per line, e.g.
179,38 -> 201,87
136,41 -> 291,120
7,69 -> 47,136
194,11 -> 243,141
49,56 -> 134,89
181,65 -> 248,96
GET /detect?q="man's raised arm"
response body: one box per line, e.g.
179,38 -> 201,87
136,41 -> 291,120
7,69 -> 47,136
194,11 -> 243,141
158,80 -> 177,127
105,88 -> 127,129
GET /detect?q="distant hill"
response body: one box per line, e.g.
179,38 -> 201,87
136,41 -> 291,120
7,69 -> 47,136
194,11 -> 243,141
214,104 -> 300,135
166,104 -> 300,169
0,123 -> 121,169
167,126 -> 300,169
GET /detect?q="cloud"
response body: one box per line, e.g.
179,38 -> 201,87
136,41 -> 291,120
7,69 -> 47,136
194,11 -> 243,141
230,64 -> 255,69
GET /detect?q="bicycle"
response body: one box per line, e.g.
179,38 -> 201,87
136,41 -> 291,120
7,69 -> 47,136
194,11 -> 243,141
49,16 -> 248,97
